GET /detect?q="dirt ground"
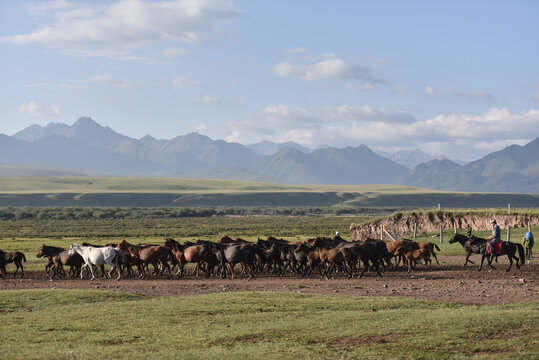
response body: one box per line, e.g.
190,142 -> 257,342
1,255 -> 537,305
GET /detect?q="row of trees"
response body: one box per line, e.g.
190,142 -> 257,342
0,206 -> 393,221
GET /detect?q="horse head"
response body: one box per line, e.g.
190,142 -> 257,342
36,244 -> 45,258
67,244 -> 77,257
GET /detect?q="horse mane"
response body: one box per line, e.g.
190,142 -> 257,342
40,245 -> 65,255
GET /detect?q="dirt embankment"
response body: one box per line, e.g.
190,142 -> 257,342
350,212 -> 538,240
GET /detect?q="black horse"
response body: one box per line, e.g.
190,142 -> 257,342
449,234 -> 498,267
465,236 -> 525,272
198,242 -> 265,279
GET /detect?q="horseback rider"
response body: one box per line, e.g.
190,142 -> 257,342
522,231 -> 534,260
488,219 -> 501,255
465,223 -> 473,238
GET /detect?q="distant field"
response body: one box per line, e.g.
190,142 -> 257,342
0,177 -> 537,207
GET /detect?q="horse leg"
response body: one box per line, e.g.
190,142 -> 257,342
478,254 -> 486,271
80,262 -> 89,279
506,254 -> 513,272
88,263 -> 96,281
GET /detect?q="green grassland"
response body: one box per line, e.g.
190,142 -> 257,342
0,177 -> 538,207
0,177 -> 435,194
1,214 -> 536,272
0,290 -> 537,359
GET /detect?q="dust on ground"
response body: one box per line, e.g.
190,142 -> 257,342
1,255 -> 537,305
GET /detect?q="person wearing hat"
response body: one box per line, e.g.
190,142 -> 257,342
488,219 -> 501,255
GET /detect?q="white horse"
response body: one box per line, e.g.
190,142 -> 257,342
68,244 -> 124,280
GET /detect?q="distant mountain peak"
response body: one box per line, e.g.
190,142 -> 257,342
71,116 -> 102,129
141,134 -> 155,140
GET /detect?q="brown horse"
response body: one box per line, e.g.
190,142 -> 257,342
36,244 -> 83,279
164,239 -> 218,278
118,240 -> 172,278
2,251 -> 26,278
395,246 -> 432,272
375,239 -> 419,267
305,247 -> 353,279
418,242 -> 440,265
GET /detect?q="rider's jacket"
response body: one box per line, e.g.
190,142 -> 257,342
491,224 -> 501,243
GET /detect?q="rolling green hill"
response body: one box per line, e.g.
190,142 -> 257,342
0,177 -> 537,208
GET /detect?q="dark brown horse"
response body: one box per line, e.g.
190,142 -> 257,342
0,249 -> 6,277
2,251 -> 26,278
118,240 -> 172,278
36,244 -> 83,279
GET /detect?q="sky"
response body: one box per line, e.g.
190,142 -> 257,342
0,0 -> 538,161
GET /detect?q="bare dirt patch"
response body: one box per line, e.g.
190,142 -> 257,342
1,255 -> 537,305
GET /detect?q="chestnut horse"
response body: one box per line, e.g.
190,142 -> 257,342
118,240 -> 172,278
395,246 -> 431,272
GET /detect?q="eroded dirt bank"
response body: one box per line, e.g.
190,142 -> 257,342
350,212 -> 538,240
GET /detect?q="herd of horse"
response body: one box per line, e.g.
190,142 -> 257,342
0,232 -> 527,280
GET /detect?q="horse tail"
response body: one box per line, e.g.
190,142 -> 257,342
22,252 -> 27,262
433,244 -> 440,251
516,243 -> 525,265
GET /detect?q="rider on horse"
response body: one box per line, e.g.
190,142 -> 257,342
488,219 -> 501,256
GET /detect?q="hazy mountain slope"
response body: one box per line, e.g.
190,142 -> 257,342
253,145 -> 409,185
4,119 -> 538,192
247,140 -> 311,155
396,138 -> 539,193
376,148 -> 434,168
12,122 -> 69,143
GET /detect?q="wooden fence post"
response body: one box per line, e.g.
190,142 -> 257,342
507,226 -> 511,242
413,222 -> 417,239
453,221 -> 457,234
528,221 -> 531,232
380,226 -> 383,240
382,226 -> 397,242
440,226 -> 443,244
508,203 -> 510,213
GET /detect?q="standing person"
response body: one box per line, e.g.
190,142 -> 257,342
522,231 -> 534,260
488,219 -> 501,256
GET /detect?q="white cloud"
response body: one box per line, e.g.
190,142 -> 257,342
344,83 -> 377,92
190,94 -> 221,104
3,0 -> 240,59
225,106 -> 539,160
285,47 -> 308,53
424,85 -> 493,100
273,58 -> 384,83
194,123 -> 207,132
160,47 -> 190,57
86,74 -> 137,89
18,101 -> 61,117
171,75 -> 199,88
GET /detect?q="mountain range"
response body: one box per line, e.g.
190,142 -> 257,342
1,117 -> 538,193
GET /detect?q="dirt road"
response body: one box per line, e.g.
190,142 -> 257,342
1,255 -> 537,305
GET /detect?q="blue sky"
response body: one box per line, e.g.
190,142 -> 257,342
1,0 -> 538,161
